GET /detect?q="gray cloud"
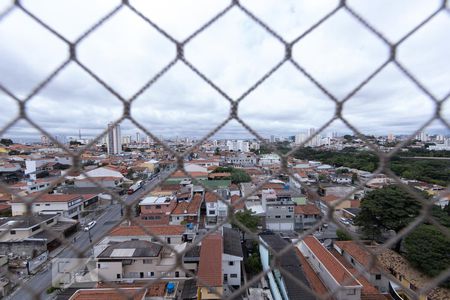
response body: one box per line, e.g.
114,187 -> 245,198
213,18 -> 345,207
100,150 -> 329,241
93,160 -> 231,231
0,0 -> 449,141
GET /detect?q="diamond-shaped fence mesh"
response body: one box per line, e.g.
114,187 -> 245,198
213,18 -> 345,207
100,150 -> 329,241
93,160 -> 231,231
0,0 -> 449,299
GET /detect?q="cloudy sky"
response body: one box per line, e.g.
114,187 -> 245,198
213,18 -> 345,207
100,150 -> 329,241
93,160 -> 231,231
0,0 -> 449,142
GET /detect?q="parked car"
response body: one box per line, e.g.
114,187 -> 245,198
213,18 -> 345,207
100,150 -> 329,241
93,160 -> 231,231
339,217 -> 350,225
83,221 -> 97,231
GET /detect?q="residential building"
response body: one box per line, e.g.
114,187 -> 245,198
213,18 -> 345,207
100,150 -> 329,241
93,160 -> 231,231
298,236 -> 363,300
106,122 -> 122,155
139,196 -> 176,225
294,204 -> 321,231
222,227 -> 243,288
96,240 -> 186,282
197,234 -> 223,299
11,194 -> 85,219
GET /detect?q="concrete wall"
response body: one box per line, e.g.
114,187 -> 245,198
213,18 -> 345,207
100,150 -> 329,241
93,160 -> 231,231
0,240 -> 47,257
97,261 -> 122,281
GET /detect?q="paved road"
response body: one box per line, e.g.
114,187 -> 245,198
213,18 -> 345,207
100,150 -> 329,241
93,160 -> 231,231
9,172 -> 168,300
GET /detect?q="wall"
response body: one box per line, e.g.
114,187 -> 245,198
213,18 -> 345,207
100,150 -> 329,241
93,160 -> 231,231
0,240 -> 47,257
222,253 -> 242,287
97,261 -> 122,281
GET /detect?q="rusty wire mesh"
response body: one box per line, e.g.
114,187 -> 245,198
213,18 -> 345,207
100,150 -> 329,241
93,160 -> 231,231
0,0 -> 449,299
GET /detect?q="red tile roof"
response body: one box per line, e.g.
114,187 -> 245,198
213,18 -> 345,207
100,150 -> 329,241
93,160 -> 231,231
205,192 -> 219,203
321,195 -> 340,203
208,172 -> 231,179
13,194 -> 83,203
334,241 -> 378,273
231,195 -> 244,210
294,204 -> 321,215
109,225 -> 185,236
295,248 -> 330,297
303,236 -> 359,286
172,194 -> 202,215
198,234 -> 223,287
70,288 -> 146,300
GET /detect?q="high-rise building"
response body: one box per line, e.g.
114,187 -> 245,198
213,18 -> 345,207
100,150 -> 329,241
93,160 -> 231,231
136,132 -> 140,143
106,122 -> 121,155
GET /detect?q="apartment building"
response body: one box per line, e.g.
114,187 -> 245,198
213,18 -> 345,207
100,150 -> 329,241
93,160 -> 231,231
263,189 -> 295,231
294,204 -> 321,231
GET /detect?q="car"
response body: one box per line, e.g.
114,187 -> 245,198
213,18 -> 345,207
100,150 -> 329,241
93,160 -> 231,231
322,223 -> 329,228
339,217 -> 350,225
83,221 -> 96,231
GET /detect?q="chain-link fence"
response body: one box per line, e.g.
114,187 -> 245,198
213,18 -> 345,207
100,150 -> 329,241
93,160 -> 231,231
0,0 -> 449,299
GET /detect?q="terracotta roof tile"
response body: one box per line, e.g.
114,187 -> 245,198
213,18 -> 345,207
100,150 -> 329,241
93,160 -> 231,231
294,204 -> 321,215
198,234 -> 223,287
303,236 -> 359,286
231,195 -> 244,210
13,194 -> 83,203
295,248 -> 330,297
70,288 -> 146,300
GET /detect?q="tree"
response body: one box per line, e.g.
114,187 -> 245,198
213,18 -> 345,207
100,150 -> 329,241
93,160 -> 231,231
214,147 -> 220,155
0,138 -> 13,146
354,185 -> 422,241
404,224 -> 450,287
336,229 -> 352,241
232,209 -> 259,240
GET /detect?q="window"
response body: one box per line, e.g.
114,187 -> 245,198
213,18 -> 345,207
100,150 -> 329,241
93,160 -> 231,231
31,225 -> 40,232
46,219 -> 53,224
375,274 -> 381,280
347,289 -> 356,295
150,272 -> 154,277
230,274 -> 237,278
155,205 -> 161,209
35,204 -> 40,206
45,203 -> 50,206
286,215 -> 292,218
98,264 -> 100,268
116,274 -> 121,279
175,271 -> 179,278
143,259 -> 153,264
10,230 -> 16,235
223,274 -> 228,283
275,215 -> 281,219
209,210 -> 215,214
228,261 -> 234,266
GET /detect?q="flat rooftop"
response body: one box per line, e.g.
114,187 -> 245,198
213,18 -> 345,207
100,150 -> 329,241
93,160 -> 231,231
139,196 -> 172,205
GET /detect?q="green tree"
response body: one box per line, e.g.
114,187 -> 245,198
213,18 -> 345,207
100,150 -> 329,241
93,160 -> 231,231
214,147 -> 221,155
336,229 -> 352,241
245,251 -> 262,274
354,186 -> 422,241
232,209 -> 259,240
404,224 -> 450,287
0,138 -> 13,146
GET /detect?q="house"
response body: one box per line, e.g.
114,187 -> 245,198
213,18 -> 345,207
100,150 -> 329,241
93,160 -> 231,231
11,194 -> 85,219
263,189 -> 295,232
138,196 -> 176,225
294,204 -> 321,231
197,234 -> 223,299
298,236 -> 363,300
222,227 -> 243,288
106,225 -> 186,245
204,192 -> 228,228
73,166 -> 125,188
333,241 -> 389,294
170,194 -> 202,226
96,240 -> 187,282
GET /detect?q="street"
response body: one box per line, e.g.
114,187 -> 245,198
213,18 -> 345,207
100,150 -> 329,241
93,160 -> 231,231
8,173 -> 166,300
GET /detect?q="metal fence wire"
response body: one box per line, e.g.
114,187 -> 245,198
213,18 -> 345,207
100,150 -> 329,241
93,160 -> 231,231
0,0 -> 449,299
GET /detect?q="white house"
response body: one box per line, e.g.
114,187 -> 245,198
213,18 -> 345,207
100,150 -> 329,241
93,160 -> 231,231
11,194 -> 84,218
222,228 -> 243,288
